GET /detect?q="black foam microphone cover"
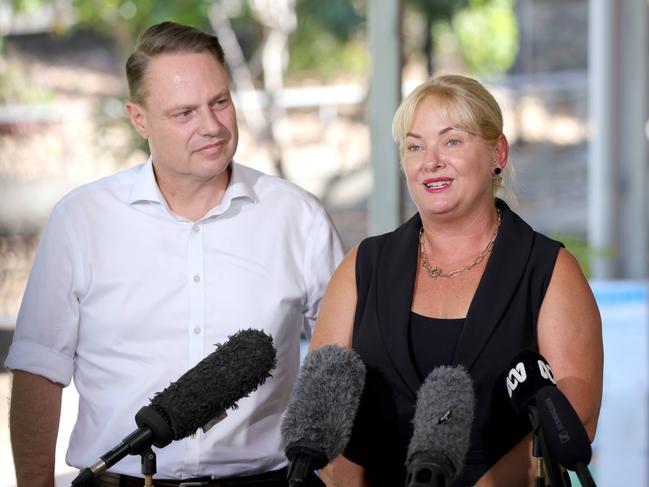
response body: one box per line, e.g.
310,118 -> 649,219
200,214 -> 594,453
506,348 -> 557,415
149,328 -> 277,440
406,366 -> 475,487
72,328 -> 276,485
281,344 -> 366,486
535,385 -> 592,469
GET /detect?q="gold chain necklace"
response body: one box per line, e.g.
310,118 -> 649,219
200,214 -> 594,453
419,209 -> 502,279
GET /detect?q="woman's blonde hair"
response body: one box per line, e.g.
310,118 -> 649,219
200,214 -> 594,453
392,74 -> 510,195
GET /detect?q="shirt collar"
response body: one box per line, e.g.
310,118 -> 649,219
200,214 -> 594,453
127,157 -> 258,214
225,162 -> 258,205
128,157 -> 164,205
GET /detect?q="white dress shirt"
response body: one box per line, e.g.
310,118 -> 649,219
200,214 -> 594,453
5,158 -> 344,478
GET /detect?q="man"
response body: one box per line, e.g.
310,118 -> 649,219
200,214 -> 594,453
5,21 -> 343,487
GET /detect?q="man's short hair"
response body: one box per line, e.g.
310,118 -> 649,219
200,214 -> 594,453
126,21 -> 226,105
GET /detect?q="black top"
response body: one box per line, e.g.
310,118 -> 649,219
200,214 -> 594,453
345,199 -> 562,486
409,313 -> 465,381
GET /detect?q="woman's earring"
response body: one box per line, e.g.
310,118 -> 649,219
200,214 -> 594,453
493,167 -> 502,176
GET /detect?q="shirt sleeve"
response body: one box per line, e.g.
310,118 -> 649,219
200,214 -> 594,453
302,206 -> 345,340
4,204 -> 84,386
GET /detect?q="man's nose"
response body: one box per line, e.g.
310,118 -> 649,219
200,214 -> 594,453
198,108 -> 224,137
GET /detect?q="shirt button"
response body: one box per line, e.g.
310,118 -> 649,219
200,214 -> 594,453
193,274 -> 201,283
194,326 -> 202,335
192,224 -> 200,233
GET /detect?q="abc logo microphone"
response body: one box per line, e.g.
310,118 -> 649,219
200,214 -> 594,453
505,349 -> 556,414
505,349 -> 597,487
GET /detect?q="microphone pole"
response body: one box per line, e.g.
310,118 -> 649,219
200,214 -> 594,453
528,406 -> 566,487
532,428 -> 545,487
575,463 -> 596,487
141,449 -> 156,487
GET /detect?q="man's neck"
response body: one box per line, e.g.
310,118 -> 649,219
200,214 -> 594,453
153,165 -> 231,222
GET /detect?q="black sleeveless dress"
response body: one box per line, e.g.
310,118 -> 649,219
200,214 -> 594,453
344,199 -> 562,486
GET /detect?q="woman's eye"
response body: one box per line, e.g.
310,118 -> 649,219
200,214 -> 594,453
407,144 -> 422,152
447,138 -> 461,147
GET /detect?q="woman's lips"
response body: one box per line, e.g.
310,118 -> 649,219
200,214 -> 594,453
423,178 -> 452,192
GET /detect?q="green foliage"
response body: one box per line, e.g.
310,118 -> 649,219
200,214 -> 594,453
550,233 -> 616,279
69,0 -> 216,47
287,19 -> 368,79
450,0 -> 518,75
10,0 -> 45,11
295,0 -> 364,41
288,0 -> 367,78
45,0 -> 368,79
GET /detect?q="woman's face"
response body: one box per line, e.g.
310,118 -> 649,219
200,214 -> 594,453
402,96 -> 504,219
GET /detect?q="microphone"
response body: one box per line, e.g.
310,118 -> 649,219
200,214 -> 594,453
72,328 -> 277,485
505,349 -> 565,486
505,349 -> 596,487
506,349 -> 557,414
535,386 -> 596,487
405,366 -> 475,487
281,344 -> 366,486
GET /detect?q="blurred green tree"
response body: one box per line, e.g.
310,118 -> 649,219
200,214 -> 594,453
287,0 -> 366,79
3,0 -> 518,81
451,0 -> 518,75
407,0 -> 469,76
69,0 -> 220,52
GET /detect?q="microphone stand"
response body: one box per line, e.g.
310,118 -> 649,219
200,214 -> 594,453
72,447 -> 158,486
141,448 -> 156,487
532,432 -> 545,487
529,408 -> 566,487
575,462 -> 597,487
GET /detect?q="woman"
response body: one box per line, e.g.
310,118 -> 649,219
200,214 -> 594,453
310,75 -> 603,486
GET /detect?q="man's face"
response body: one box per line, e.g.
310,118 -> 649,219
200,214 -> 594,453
127,51 -> 238,188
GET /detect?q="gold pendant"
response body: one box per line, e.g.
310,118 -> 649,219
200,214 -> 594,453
427,266 -> 442,278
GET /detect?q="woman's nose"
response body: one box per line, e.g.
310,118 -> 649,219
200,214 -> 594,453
423,149 -> 443,170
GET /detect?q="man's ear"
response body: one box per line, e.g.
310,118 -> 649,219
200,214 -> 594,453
126,101 -> 148,139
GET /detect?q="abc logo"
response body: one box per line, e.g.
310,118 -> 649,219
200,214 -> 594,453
506,362 -> 527,398
506,358 -> 556,398
538,359 -> 556,385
